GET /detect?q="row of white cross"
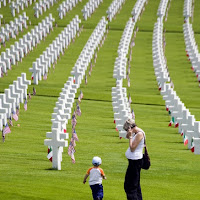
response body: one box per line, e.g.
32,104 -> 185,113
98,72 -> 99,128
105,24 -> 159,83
183,0 -> 192,22
71,16 -> 107,85
10,0 -> 36,17
0,0 -> 8,8
0,12 -> 29,45
0,73 -> 31,131
183,1 -> 200,84
106,0 -> 125,22
153,0 -> 200,154
30,15 -> 81,85
44,16 -> 107,170
57,0 -> 81,19
112,0 -> 147,138
33,0 -> 57,18
0,15 -> 3,26
157,0 -> 169,20
131,0 -> 147,22
82,0 -> 103,20
0,14 -> 55,78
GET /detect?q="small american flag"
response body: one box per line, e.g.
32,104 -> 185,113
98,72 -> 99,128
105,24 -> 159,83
68,141 -> 76,163
9,117 -> 13,126
33,87 -> 36,95
72,129 -> 79,141
1,67 -> 4,77
71,114 -> 77,127
43,73 -> 47,80
3,123 -> 11,136
78,95 -> 81,103
131,109 -> 135,120
24,100 -> 27,111
29,92 -> 31,99
76,105 -> 81,116
85,75 -> 87,85
128,77 -> 130,87
128,93 -> 132,105
12,111 -> 19,121
16,106 -> 19,116
80,90 -> 83,99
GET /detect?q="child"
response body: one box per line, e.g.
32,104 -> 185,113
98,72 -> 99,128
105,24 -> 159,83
83,156 -> 107,200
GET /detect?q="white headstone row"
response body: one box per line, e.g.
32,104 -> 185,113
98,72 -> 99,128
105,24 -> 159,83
57,0 -> 81,19
183,0 -> 192,22
0,73 -> 31,131
82,0 -> 103,20
0,0 -> 7,8
33,0 -> 57,18
0,14 -> 3,26
183,21 -> 200,84
71,16 -> 107,85
30,15 -> 81,85
113,18 -> 135,80
153,2 -> 200,154
152,19 -> 170,90
118,18 -> 135,56
0,12 -> 29,45
131,0 -> 147,22
44,16 -> 107,170
0,14 -> 55,78
161,83 -> 200,154
112,1 -> 148,138
10,0 -> 35,17
156,0 -> 169,20
112,80 -> 132,138
106,0 -> 125,22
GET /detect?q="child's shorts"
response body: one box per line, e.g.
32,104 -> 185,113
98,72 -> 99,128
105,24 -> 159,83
90,184 -> 104,200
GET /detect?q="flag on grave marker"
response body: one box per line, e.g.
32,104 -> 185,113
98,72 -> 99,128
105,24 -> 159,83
184,135 -> 188,146
72,129 -> 79,141
191,138 -> 194,153
128,93 -> 132,105
12,110 -> 18,121
68,141 -> 76,163
33,87 -> 36,95
47,146 -> 53,162
43,73 -> 47,80
24,99 -> 27,111
132,109 -> 135,120
76,104 -> 81,116
3,123 -> 11,136
71,114 -> 77,127
9,117 -> 13,127
16,106 -> 19,116
29,92 -> 31,99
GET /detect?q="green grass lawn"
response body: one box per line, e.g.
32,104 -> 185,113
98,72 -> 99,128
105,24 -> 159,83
1,0 -> 200,199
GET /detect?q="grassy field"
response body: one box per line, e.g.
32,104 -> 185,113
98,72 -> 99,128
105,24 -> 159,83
1,0 -> 200,199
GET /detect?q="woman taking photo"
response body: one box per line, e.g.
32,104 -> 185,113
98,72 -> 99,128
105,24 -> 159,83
123,118 -> 145,200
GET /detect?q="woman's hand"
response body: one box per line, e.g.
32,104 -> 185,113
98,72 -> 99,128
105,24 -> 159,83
126,127 -> 133,139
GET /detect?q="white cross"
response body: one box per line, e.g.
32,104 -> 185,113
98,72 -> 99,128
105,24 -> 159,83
44,128 -> 68,170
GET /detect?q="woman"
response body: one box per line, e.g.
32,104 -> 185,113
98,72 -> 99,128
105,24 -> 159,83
123,118 -> 145,200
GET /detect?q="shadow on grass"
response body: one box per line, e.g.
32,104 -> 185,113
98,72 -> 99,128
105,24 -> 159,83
45,168 -> 58,171
165,141 -> 183,144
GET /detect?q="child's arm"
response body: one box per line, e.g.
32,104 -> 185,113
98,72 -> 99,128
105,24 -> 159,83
102,174 -> 107,180
83,174 -> 89,184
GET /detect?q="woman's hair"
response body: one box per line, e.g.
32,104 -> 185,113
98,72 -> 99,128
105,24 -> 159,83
123,118 -> 137,131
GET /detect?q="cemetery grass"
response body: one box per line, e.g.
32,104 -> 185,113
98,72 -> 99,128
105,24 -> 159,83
1,0 -> 200,199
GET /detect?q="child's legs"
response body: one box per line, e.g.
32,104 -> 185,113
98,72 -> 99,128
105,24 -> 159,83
90,184 -> 104,200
